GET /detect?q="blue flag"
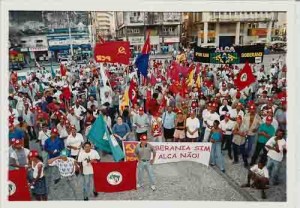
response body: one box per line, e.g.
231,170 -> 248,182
87,115 -> 124,161
135,53 -> 150,77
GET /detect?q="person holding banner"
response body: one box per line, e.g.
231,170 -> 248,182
209,120 -> 225,173
134,135 -> 157,191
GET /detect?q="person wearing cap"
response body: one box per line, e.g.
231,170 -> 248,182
150,112 -> 163,142
173,110 -> 186,142
232,115 -> 249,167
230,102 -> 245,121
203,102 -> 220,142
66,125 -> 84,159
243,105 -> 262,158
16,116 -> 30,149
220,113 -> 235,159
162,106 -> 176,142
72,99 -> 87,132
9,104 -> 20,126
87,96 -> 98,111
250,116 -> 276,166
265,129 -> 286,186
77,141 -> 101,200
57,116 -> 69,143
9,122 -> 25,144
262,109 -> 279,132
9,139 -> 30,169
241,157 -> 269,199
134,135 -> 157,191
27,150 -> 48,201
44,128 -> 64,159
132,107 -> 149,141
186,110 -> 200,143
274,102 -> 287,132
48,149 -> 81,200
67,108 -> 81,132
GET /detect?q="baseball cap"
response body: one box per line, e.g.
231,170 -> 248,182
70,125 -> 76,130
266,116 -> 273,123
13,139 -> 22,146
140,134 -> 147,141
139,107 -> 144,112
249,105 -> 256,110
29,150 -> 39,158
60,149 -> 68,157
237,102 -> 243,107
51,128 -> 58,134
225,113 -> 231,118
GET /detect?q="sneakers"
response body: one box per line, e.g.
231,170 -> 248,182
221,169 -> 225,173
54,178 -> 61,185
151,185 -> 156,191
93,191 -> 98,197
84,197 -> 89,201
137,184 -> 143,188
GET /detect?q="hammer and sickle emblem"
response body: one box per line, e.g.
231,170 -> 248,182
118,47 -> 126,55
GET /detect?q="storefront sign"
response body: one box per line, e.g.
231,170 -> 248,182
123,141 -> 212,166
198,31 -> 216,38
164,37 -> 180,43
128,36 -> 144,45
194,45 -> 264,64
49,39 -> 90,46
249,28 -> 268,37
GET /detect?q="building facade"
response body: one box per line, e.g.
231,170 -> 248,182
115,12 -> 182,54
182,12 -> 283,48
91,12 -> 116,43
9,11 -> 93,63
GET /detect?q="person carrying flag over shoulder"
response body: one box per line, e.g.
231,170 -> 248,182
134,134 -> 157,191
135,31 -> 151,78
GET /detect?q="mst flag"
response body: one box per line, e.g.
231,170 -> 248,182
234,62 -> 256,91
92,161 -> 137,193
94,41 -> 131,65
8,168 -> 31,201
135,32 -> 150,77
87,115 -> 124,161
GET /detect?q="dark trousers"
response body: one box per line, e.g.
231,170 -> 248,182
27,126 -> 37,140
251,142 -> 268,165
199,127 -> 206,142
136,131 -> 147,141
163,128 -> 175,141
223,134 -> 233,157
233,143 -> 248,164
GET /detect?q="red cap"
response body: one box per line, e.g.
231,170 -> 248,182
266,116 -> 273,122
212,103 -> 217,108
71,125 -> 76,130
24,102 -> 29,106
51,128 -> 58,134
222,83 -> 226,87
281,101 -> 287,106
55,111 -> 60,116
29,106 -> 35,111
139,107 -> 144,112
208,103 -> 212,107
29,150 -> 39,158
65,120 -> 70,124
249,105 -> 256,110
13,139 -> 22,145
38,109 -> 42,113
237,103 -> 243,107
177,110 -> 183,114
140,134 -> 147,141
225,113 -> 231,118
268,97 -> 273,102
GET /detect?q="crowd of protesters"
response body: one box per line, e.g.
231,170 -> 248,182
8,49 -> 287,200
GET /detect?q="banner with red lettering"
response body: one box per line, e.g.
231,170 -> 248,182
94,41 -> 131,65
123,142 -> 212,166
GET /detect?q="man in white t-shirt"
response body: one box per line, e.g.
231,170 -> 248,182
186,110 -> 200,142
65,126 -> 84,159
203,103 -> 220,142
265,129 -> 286,185
241,158 -> 269,199
77,141 -> 101,201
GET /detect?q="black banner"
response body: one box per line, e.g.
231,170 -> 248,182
194,45 -> 264,64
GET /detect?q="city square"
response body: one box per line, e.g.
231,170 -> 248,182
7,11 -> 287,202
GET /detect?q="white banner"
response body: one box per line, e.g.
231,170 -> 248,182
123,142 -> 212,166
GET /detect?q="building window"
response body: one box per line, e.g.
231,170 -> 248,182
36,40 -> 43,43
21,40 -> 26,44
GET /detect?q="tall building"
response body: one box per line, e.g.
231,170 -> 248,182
91,11 -> 116,43
183,12 -> 282,48
115,12 -> 182,54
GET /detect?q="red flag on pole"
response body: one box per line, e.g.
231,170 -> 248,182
8,168 -> 31,201
92,161 -> 137,193
60,64 -> 67,76
128,79 -> 138,105
234,62 -> 256,91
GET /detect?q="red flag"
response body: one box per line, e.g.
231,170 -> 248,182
62,85 -> 71,101
60,64 -> 67,76
8,168 -> 31,201
128,80 -> 137,105
277,90 -> 287,103
234,62 -> 256,91
145,89 -> 152,112
170,62 -> 180,82
142,31 -> 151,54
150,74 -> 156,86
94,41 -> 131,65
92,161 -> 137,193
